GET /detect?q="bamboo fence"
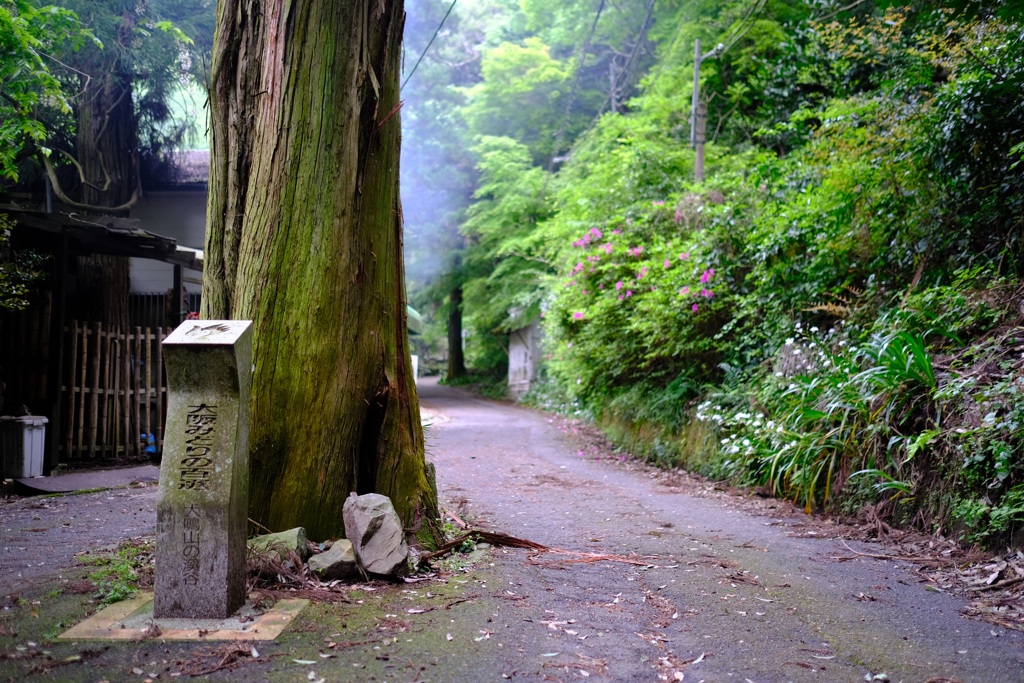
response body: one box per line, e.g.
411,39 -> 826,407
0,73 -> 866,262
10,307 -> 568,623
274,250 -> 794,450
62,322 -> 168,461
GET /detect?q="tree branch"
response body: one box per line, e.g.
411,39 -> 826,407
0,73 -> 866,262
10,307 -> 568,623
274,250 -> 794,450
55,148 -> 109,193
40,153 -> 139,212
814,0 -> 869,23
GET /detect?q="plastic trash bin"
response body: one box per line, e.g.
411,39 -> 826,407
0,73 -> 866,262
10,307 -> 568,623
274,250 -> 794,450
1,415 -> 48,478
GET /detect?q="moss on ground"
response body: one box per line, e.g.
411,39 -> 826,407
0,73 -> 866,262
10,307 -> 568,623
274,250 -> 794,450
0,545 -> 505,682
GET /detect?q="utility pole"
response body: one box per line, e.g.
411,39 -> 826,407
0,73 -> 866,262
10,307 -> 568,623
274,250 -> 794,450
691,39 -> 724,183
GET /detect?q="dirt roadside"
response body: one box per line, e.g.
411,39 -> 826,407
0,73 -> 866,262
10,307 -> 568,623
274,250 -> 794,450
0,378 -> 1021,682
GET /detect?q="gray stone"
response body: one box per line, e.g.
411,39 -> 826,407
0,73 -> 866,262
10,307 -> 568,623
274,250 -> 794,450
307,539 -> 358,580
343,492 -> 409,577
154,320 -> 253,619
248,528 -> 310,561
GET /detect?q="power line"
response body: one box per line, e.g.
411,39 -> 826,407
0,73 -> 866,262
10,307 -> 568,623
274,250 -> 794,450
401,0 -> 458,92
720,0 -> 768,57
721,0 -> 763,50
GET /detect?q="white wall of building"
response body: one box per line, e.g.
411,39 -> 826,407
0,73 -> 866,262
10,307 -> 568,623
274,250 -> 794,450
508,321 -> 541,399
129,189 -> 207,294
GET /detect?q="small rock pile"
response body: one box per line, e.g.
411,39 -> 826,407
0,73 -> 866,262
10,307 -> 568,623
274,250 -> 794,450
247,492 -> 409,580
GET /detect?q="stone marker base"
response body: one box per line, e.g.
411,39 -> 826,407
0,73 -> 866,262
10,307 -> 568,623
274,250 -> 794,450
58,592 -> 306,641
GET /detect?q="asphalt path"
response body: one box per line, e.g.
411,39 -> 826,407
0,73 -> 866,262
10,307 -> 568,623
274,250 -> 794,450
0,378 -> 1021,682
420,378 -> 1024,682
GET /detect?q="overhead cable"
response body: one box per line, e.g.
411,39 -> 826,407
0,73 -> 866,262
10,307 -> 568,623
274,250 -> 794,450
720,0 -> 769,57
402,0 -> 459,92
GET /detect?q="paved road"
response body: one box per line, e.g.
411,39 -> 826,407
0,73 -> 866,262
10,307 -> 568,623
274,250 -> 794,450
0,484 -> 156,596
420,378 -> 1024,682
1,379 -> 1021,682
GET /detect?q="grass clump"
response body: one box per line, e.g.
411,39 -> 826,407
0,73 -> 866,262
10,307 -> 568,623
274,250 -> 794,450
78,538 -> 153,605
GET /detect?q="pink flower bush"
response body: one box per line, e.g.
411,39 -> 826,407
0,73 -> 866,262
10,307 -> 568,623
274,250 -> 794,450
664,259 -> 671,268
572,227 -> 605,248
615,281 -> 624,291
573,311 -> 585,320
679,252 -> 689,260
700,268 -> 715,283
692,303 -> 699,312
700,288 -> 714,298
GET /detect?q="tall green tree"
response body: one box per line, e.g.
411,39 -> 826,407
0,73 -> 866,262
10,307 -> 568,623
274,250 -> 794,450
0,0 -> 91,180
27,0 -> 213,327
203,0 -> 439,541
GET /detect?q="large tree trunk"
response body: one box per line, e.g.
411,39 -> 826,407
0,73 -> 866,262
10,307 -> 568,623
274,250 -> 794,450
203,0 -> 439,542
72,59 -> 137,330
447,286 -> 467,379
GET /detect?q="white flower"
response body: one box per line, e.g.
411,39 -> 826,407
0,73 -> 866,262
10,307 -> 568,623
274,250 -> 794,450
785,338 -> 794,346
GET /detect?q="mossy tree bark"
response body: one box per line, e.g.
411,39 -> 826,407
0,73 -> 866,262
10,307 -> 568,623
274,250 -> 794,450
202,0 -> 439,542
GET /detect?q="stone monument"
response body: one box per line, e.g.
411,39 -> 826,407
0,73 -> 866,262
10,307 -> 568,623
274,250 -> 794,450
154,320 -> 253,619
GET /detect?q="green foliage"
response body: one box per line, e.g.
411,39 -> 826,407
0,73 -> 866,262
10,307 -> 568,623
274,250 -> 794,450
461,38 -> 575,164
0,0 -> 95,179
0,0 -> 216,187
457,136 -> 554,374
916,16 -> 1024,273
80,538 -> 152,604
0,213 -> 47,310
57,0 -> 216,155
953,486 -> 1024,544
416,0 -> 1024,544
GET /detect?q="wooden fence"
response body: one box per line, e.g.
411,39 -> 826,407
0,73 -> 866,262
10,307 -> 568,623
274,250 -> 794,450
62,322 -> 169,462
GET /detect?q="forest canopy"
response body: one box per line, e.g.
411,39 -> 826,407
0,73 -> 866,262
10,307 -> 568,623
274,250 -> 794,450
402,0 -> 1024,546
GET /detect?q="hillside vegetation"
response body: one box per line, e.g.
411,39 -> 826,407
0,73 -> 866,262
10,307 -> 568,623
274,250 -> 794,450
404,0 -> 1024,546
